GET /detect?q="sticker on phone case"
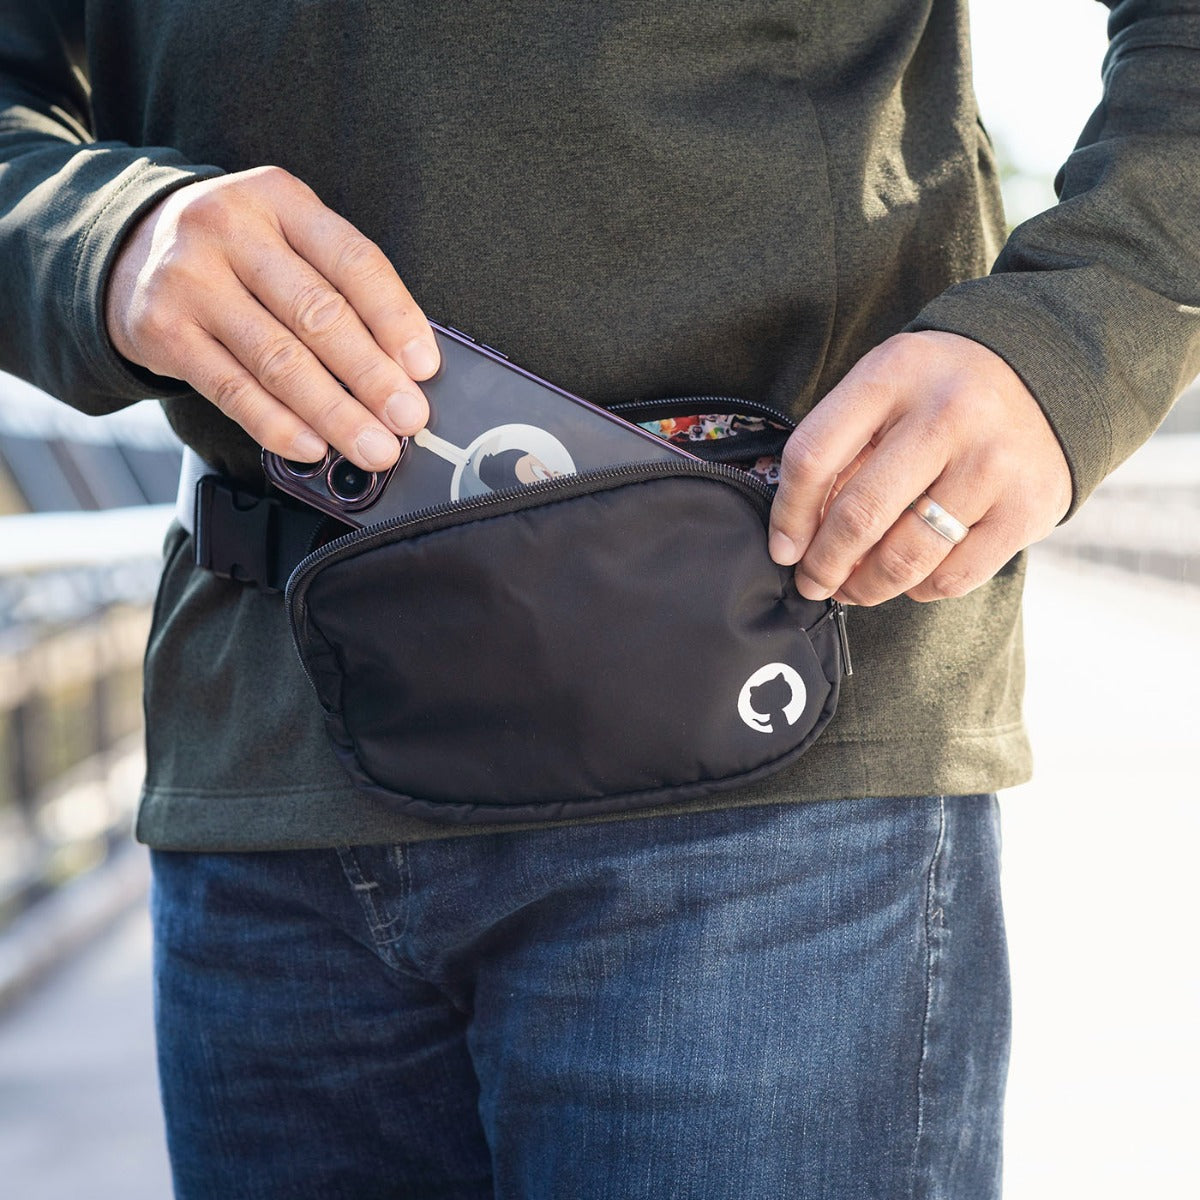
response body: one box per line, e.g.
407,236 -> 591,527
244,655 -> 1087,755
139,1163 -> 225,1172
414,424 -> 577,500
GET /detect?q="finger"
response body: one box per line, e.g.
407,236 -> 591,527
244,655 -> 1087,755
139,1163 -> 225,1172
199,287 -> 402,470
835,480 -> 990,607
231,232 -> 429,435
275,193 -> 440,380
180,329 -> 330,462
790,426 -> 951,601
768,365 -> 912,568
823,443 -> 875,517
905,511 -> 1016,603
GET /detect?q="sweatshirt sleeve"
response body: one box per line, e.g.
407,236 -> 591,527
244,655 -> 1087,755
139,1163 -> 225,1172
906,0 -> 1200,517
0,0 -> 223,415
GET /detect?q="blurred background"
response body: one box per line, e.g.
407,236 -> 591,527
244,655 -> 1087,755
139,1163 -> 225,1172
0,2 -> 1196,1196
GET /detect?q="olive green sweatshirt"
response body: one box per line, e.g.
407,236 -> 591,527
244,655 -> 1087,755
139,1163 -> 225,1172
2,2 -> 1198,849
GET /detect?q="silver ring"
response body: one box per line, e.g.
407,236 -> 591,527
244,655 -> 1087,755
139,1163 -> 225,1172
910,493 -> 970,544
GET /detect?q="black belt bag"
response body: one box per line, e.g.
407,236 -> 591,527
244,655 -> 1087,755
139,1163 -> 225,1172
277,397 -> 851,825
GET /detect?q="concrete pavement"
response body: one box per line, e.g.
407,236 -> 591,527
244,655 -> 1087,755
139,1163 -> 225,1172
0,900 -> 171,1199
0,549 -> 1195,1198
1002,551 -> 1199,1200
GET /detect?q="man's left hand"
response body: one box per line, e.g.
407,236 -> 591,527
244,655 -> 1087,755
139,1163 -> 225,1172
767,331 -> 1073,605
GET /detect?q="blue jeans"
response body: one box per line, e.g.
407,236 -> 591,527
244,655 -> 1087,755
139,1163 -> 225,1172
151,795 -> 1009,1199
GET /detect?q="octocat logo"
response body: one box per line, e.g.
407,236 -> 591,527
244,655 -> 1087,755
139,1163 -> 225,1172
737,663 -> 807,734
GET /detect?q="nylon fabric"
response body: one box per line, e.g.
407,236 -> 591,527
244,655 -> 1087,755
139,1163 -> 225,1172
288,468 -> 841,823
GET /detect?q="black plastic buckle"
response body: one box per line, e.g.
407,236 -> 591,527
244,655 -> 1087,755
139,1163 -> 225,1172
193,475 -> 328,593
193,475 -> 277,589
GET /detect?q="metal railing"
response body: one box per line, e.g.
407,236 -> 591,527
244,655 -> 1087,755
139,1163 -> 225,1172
0,508 -> 170,926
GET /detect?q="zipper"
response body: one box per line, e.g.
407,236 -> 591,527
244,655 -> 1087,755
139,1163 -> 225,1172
610,396 -> 794,468
832,600 -> 853,677
803,599 -> 854,678
286,455 -> 774,612
608,395 -> 796,430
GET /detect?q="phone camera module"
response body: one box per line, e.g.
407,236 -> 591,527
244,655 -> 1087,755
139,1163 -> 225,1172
281,450 -> 330,478
327,456 -> 377,503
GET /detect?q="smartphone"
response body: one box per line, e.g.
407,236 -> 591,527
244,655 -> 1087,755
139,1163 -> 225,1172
262,322 -> 696,528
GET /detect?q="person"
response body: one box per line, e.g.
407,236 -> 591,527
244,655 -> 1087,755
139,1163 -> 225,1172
1,2 -> 1196,1196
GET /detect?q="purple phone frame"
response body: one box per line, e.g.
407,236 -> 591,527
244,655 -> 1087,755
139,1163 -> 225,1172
427,320 -> 699,457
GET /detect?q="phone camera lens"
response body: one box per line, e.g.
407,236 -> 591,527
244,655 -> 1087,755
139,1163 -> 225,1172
327,456 -> 377,503
281,451 -> 329,478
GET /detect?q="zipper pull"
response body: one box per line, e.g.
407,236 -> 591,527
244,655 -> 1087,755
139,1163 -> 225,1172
832,600 -> 853,677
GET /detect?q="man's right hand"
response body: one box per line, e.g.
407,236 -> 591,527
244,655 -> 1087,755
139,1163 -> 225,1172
103,165 -> 439,470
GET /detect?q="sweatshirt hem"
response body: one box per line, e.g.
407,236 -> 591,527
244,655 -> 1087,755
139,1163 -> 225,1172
135,726 -> 1033,851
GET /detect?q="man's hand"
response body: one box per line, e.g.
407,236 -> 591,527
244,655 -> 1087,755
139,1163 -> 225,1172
104,165 -> 439,470
768,331 -> 1073,605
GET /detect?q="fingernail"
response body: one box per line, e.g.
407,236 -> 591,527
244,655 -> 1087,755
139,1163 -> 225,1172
356,427 -> 399,468
400,337 -> 440,380
769,530 -> 800,566
290,430 -> 327,462
795,571 -> 833,601
383,391 -> 426,433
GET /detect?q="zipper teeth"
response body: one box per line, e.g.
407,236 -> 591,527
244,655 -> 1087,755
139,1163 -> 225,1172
286,457 -> 772,605
608,395 -> 796,428
299,396 -> 790,571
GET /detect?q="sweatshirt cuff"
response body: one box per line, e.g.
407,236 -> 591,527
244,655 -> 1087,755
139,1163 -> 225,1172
904,283 -> 1116,521
71,154 -> 224,405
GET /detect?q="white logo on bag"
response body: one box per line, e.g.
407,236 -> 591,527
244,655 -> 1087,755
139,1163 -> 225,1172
737,663 -> 807,734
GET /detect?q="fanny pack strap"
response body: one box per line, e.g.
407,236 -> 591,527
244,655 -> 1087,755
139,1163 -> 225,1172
175,446 -> 330,592
173,445 -> 209,535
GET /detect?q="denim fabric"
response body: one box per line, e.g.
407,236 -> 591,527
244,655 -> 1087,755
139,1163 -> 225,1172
151,794 -> 1009,1199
